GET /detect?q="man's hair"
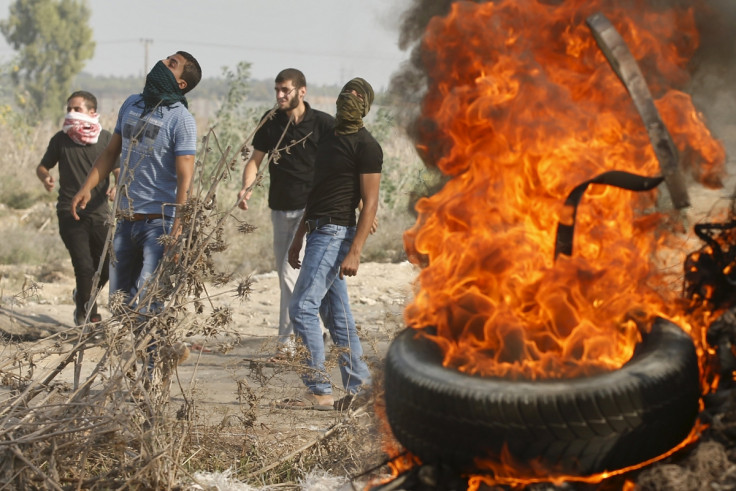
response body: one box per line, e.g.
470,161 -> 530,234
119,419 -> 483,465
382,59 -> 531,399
176,51 -> 202,94
275,68 -> 307,89
67,90 -> 98,111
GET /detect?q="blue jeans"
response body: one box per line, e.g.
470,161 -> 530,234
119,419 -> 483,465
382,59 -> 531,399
271,209 -> 304,347
109,217 -> 172,312
289,223 -> 371,396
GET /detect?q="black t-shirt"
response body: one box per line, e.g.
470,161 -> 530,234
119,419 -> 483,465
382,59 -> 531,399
40,130 -> 116,218
305,127 -> 383,226
252,102 -> 335,211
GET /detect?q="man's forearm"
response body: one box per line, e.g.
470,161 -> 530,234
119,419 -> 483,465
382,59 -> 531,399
242,159 -> 257,189
81,165 -> 104,192
82,145 -> 118,193
293,212 -> 308,244
349,173 -> 382,258
36,165 -> 49,182
172,155 -> 194,234
348,200 -> 377,258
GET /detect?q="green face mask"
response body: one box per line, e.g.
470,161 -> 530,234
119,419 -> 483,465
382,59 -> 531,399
334,77 -> 375,135
335,92 -> 365,135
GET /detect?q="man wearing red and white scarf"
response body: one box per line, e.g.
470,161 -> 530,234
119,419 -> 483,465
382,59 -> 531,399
62,110 -> 102,146
36,91 -> 119,326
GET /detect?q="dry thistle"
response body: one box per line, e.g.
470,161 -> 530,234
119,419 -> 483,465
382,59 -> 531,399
238,222 -> 258,234
236,276 -> 253,301
236,379 -> 258,428
212,272 -> 234,287
158,233 -> 178,249
240,144 -> 251,161
16,276 -> 41,301
108,290 -> 128,314
205,306 -> 232,335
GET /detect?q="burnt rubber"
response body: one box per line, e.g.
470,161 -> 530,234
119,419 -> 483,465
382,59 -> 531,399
384,317 -> 701,476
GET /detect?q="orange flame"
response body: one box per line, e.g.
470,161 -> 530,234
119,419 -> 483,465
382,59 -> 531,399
467,420 -> 706,487
404,0 -> 725,380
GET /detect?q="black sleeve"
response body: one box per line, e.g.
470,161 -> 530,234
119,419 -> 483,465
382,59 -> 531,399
251,111 -> 273,153
317,112 -> 335,143
98,131 -> 120,169
39,133 -> 62,170
357,139 -> 383,174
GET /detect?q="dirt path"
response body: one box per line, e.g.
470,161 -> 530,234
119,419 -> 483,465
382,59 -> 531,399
0,260 -> 417,400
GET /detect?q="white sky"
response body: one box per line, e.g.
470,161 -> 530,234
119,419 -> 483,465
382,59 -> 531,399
0,0 -> 412,90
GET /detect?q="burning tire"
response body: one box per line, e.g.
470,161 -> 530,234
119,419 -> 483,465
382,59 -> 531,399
384,317 -> 700,476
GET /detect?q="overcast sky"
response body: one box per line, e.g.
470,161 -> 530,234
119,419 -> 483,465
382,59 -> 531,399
0,0 -> 412,90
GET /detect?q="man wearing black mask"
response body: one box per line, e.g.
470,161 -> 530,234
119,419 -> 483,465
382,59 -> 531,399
71,51 -> 202,373
283,78 -> 382,411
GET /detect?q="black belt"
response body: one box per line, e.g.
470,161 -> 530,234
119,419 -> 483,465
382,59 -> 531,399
305,216 -> 335,233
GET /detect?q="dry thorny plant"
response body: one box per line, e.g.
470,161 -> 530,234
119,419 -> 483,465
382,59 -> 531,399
0,108 -> 395,489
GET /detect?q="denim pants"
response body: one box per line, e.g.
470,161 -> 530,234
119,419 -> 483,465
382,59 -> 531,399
58,212 -> 109,323
289,223 -> 371,396
271,209 -> 304,348
109,217 -> 172,312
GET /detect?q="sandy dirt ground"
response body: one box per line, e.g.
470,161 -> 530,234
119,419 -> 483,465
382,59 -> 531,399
0,259 -> 418,488
0,259 -> 417,404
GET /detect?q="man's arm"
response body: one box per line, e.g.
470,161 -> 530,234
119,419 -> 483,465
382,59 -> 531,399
237,149 -> 267,210
71,133 -> 122,220
340,173 -> 381,278
107,168 -> 121,201
358,199 -> 379,234
36,164 -> 55,192
287,212 -> 308,270
171,154 -> 195,239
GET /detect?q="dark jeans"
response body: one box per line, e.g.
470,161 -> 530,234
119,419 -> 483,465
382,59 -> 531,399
57,212 -> 110,323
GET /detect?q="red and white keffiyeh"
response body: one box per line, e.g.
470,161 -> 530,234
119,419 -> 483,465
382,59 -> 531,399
62,112 -> 102,145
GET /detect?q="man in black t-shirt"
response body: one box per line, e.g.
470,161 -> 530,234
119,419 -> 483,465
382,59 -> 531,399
282,78 -> 382,411
237,68 -> 334,360
36,91 -> 119,326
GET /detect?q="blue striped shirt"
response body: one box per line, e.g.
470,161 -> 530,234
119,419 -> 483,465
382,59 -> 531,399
114,94 -> 197,216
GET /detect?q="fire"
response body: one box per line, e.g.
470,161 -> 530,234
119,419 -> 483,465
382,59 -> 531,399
466,420 -> 707,488
404,0 -> 725,380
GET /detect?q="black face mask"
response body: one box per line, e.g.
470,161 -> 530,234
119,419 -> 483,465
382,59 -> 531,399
140,60 -> 188,115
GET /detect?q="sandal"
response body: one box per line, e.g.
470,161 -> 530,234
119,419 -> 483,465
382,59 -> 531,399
274,392 -> 334,411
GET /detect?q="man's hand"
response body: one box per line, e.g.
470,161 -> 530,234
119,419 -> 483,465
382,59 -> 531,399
164,223 -> 183,261
42,175 -> 55,192
341,173 -> 381,279
340,251 -> 360,279
288,238 -> 303,269
237,188 -> 252,210
107,186 -> 117,201
239,151 -> 265,211
70,190 -> 91,220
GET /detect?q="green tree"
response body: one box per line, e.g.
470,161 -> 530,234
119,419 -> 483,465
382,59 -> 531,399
210,61 -> 257,149
0,0 -> 94,121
